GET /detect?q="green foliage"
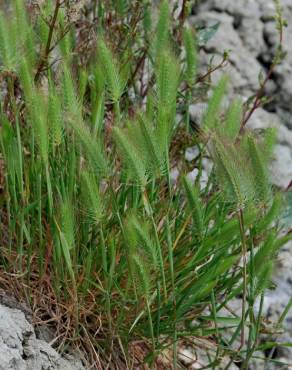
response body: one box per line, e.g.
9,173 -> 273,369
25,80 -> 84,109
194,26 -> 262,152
0,1 -> 289,369
222,100 -> 242,139
80,171 -> 104,224
48,81 -> 63,148
280,189 -> 292,229
207,95 -> 273,208
0,2 -> 35,70
70,119 -> 108,175
211,136 -> 254,206
203,76 -> 228,129
156,50 -> 180,149
254,261 -> 274,297
113,126 -> 148,187
154,0 -> 170,57
97,38 -> 124,104
183,28 -> 198,85
197,22 -> 220,47
125,215 -> 159,299
247,134 -> 270,203
183,177 -> 204,239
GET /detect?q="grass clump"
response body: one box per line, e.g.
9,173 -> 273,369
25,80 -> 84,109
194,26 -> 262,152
0,1 -> 290,369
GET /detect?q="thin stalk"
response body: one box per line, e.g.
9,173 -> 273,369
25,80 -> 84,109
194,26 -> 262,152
211,290 -> 220,369
238,208 -> 247,349
241,292 -> 265,369
185,89 -> 191,133
166,218 -> 177,370
244,236 -> 256,368
109,182 -> 139,302
37,172 -> 44,273
6,186 -> 12,256
45,163 -> 53,217
17,210 -> 24,271
155,281 -> 161,338
114,100 -> 121,125
15,118 -> 24,196
146,299 -> 156,368
35,0 -> 61,82
223,313 -> 248,370
100,226 -> 113,339
165,149 -> 172,197
15,117 -> 25,270
143,190 -> 167,300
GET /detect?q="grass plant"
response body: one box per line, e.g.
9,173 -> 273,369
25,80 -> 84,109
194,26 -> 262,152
0,1 -> 290,368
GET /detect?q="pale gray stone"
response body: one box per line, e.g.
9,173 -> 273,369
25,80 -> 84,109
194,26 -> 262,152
190,11 -> 263,95
270,145 -> 292,189
170,167 -> 180,183
0,304 -> 85,370
185,146 -> 200,162
188,103 -> 207,124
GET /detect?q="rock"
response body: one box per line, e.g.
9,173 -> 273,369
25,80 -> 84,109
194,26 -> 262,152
237,14 -> 265,56
279,72 -> 292,117
190,11 -> 262,95
260,1 -> 292,118
170,167 -> 180,183
248,352 -> 266,370
188,102 -> 207,124
179,340 -> 238,369
0,304 -> 85,370
211,0 -> 265,55
246,108 -> 292,147
193,0 -> 292,121
187,168 -> 199,183
263,21 -> 279,48
185,146 -> 200,162
195,0 -> 259,17
264,79 -> 278,96
257,0 -> 277,21
195,0 -> 265,56
269,241 -> 292,313
270,145 -> 292,189
187,168 -> 209,190
202,158 -> 213,174
213,0 -> 260,17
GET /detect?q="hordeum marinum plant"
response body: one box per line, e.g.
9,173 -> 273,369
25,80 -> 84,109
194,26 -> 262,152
0,0 -> 290,368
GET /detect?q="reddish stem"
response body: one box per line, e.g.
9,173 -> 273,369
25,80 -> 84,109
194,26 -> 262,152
35,0 -> 61,82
